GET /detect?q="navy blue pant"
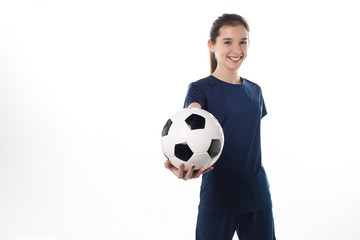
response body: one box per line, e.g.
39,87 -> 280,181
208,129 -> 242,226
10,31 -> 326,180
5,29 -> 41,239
196,208 -> 276,240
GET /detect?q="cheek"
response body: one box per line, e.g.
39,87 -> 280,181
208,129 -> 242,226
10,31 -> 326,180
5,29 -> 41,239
214,52 -> 223,60
241,46 -> 248,53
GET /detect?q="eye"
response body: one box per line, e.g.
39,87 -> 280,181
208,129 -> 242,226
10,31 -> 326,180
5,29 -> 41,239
224,41 -> 232,45
240,41 -> 248,45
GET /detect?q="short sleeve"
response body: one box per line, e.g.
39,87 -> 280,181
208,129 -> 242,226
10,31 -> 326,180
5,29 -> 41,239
183,82 -> 206,109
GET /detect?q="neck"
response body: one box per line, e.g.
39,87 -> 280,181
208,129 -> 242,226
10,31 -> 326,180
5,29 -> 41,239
212,68 -> 242,84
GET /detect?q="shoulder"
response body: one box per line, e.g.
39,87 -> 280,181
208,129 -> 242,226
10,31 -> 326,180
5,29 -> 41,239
243,77 -> 260,88
189,75 -> 214,87
243,77 -> 263,92
188,76 -> 222,94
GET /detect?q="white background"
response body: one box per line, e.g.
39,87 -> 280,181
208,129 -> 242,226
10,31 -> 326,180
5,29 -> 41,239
1,0 -> 359,239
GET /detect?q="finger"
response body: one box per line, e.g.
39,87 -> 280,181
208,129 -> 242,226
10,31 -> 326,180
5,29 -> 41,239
177,162 -> 185,179
184,165 -> 195,180
165,160 -> 181,177
193,167 -> 203,178
165,160 -> 176,171
164,160 -> 171,169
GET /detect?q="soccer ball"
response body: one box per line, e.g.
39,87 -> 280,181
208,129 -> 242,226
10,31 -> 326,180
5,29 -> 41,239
161,108 -> 224,171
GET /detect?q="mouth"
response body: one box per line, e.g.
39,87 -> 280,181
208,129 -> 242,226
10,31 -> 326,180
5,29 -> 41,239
228,56 -> 243,62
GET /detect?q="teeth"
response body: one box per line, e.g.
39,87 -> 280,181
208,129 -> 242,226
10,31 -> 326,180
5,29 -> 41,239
229,57 -> 241,61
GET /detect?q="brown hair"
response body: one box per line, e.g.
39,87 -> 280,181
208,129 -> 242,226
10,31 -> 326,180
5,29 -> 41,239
209,14 -> 250,74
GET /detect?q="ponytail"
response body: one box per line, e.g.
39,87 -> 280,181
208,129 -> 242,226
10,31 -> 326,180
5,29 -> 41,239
209,51 -> 217,74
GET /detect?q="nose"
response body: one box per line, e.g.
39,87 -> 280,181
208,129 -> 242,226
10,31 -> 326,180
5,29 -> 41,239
232,44 -> 242,55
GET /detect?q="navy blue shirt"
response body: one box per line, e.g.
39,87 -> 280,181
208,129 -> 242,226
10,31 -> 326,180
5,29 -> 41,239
184,75 -> 272,214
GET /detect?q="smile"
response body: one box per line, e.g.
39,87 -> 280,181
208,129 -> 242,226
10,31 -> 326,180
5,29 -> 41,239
228,56 -> 242,62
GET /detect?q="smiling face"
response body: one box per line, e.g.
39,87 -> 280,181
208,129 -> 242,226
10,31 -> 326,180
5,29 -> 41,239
208,24 -> 249,72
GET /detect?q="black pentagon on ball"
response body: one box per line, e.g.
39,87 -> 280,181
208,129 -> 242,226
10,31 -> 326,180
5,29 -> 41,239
162,119 -> 172,137
208,139 -> 222,158
185,114 -> 205,130
175,142 -> 193,161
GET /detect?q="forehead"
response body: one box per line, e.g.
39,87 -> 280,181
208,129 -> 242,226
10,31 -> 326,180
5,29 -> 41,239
218,25 -> 249,39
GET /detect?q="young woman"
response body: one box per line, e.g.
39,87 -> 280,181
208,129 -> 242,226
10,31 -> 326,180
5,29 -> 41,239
164,13 -> 276,240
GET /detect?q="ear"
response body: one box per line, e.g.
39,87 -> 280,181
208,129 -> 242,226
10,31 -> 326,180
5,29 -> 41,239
208,39 -> 215,52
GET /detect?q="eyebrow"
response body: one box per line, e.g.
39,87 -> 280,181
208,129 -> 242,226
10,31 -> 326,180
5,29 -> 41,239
222,37 -> 248,41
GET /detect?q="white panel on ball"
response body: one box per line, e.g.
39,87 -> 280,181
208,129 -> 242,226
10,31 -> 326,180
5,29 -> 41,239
161,136 -> 175,159
187,152 -> 212,170
168,121 -> 191,144
204,114 -> 224,140
187,129 -> 211,153
169,156 -> 183,169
